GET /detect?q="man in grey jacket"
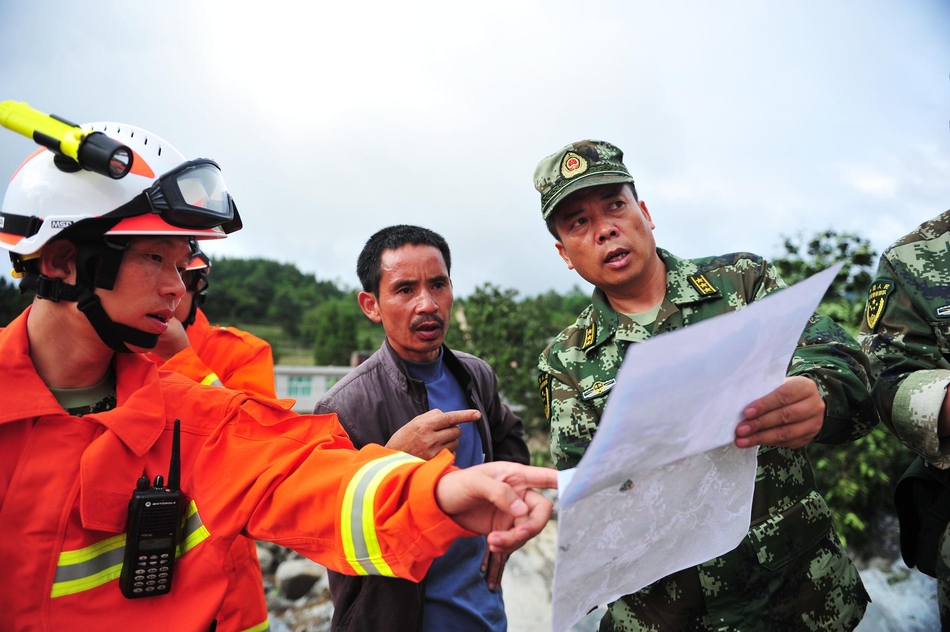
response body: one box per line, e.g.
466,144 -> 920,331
315,224 -> 530,632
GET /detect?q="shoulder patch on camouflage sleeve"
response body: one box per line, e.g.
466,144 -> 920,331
538,372 -> 551,420
864,280 -> 893,330
936,305 -> 950,318
581,379 -> 616,401
581,324 -> 596,350
688,274 -> 718,296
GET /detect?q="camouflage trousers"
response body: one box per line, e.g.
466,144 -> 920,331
599,527 -> 868,632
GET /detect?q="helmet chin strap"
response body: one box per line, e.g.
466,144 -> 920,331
26,239 -> 161,353
181,271 -> 208,329
181,299 -> 198,330
76,289 -> 161,352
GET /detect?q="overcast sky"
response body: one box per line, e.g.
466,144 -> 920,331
1,1 -> 948,298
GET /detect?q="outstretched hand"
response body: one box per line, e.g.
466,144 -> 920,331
387,409 -> 480,459
735,376 -> 825,449
434,461 -> 557,555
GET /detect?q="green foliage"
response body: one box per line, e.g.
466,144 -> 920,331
446,284 -> 547,435
771,230 -> 876,335
305,298 -> 362,366
203,257 -> 347,334
269,287 -> 303,339
0,276 -> 32,325
809,427 -> 915,554
445,283 -> 591,438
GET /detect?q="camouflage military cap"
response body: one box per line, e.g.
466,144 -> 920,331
533,140 -> 635,220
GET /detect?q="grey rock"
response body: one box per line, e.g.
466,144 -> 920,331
256,543 -> 274,575
275,558 -> 327,600
856,560 -> 939,631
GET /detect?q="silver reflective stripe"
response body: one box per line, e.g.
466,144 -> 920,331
342,452 -> 422,576
51,534 -> 126,597
54,543 -> 125,584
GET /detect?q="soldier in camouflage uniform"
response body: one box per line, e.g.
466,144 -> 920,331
858,209 -> 950,627
533,140 -> 876,631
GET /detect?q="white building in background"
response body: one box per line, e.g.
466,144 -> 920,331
274,365 -> 353,413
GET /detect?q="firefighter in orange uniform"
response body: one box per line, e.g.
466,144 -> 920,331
147,249 -> 276,632
0,119 -> 555,632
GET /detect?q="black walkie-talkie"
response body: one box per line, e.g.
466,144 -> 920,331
119,418 -> 184,598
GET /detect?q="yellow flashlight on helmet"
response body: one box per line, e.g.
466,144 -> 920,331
0,100 -> 133,179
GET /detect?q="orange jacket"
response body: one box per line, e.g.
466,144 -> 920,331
0,308 -> 469,632
147,308 -> 276,632
148,308 -> 276,398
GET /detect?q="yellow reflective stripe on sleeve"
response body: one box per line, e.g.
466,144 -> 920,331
52,501 -> 210,597
178,499 -> 210,555
239,620 -> 271,632
201,372 -> 224,387
341,452 -> 423,576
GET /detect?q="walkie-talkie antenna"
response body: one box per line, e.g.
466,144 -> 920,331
167,418 -> 181,491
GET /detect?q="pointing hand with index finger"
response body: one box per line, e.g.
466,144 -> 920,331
386,408 -> 480,459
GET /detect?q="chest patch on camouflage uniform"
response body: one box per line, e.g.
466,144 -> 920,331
688,274 -> 718,296
581,324 -> 596,350
581,379 -> 616,401
936,305 -> 950,318
538,372 -> 552,419
864,280 -> 892,330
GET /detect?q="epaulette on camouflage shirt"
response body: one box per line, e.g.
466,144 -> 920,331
539,248 -> 877,470
859,209 -> 950,468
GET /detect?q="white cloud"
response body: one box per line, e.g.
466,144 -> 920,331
843,169 -> 899,198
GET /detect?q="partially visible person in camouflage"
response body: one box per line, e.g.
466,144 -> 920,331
858,209 -> 950,627
532,140 -> 877,631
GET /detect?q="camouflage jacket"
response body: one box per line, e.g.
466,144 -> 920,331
859,210 -> 950,469
539,249 -> 875,630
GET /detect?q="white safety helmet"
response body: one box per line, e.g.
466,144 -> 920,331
0,122 -> 242,352
1,122 -> 240,257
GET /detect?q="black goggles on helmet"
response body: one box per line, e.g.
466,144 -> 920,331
107,158 -> 243,234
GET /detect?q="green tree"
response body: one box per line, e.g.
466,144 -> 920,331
268,286 -> 303,339
0,276 -> 32,326
307,298 -> 361,366
204,257 -> 348,331
445,283 -> 592,437
772,230 -> 876,335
